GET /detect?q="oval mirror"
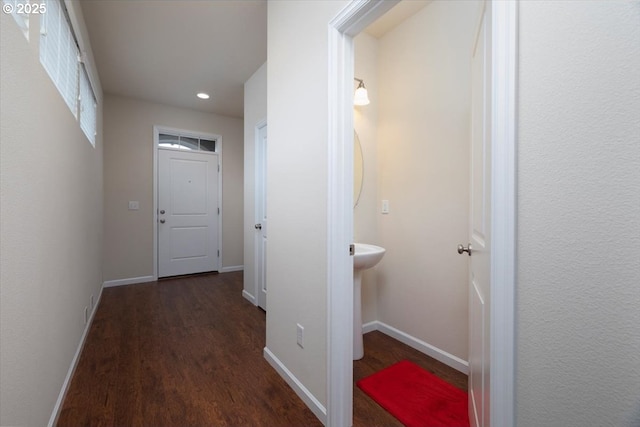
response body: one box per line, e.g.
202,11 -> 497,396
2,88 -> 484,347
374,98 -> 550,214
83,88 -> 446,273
354,131 -> 364,208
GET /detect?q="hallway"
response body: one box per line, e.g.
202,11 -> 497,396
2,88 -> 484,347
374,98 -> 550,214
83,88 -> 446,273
57,271 -> 466,426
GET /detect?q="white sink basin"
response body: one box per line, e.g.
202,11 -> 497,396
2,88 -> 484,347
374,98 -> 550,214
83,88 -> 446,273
354,243 -> 386,270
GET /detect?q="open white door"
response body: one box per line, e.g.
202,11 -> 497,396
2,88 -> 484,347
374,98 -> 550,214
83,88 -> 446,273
467,1 -> 491,426
158,148 -> 219,278
255,123 -> 268,310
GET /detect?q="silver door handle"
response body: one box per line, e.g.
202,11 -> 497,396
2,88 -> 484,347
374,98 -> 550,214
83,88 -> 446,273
160,219 -> 165,224
457,243 -> 472,256
255,224 -> 262,230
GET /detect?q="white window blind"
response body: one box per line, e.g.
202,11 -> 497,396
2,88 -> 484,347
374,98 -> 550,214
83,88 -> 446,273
2,0 -> 30,39
39,0 -> 78,117
79,67 -> 96,146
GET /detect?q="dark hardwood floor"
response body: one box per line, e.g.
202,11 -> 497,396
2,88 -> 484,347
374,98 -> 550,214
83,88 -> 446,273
57,271 -> 466,426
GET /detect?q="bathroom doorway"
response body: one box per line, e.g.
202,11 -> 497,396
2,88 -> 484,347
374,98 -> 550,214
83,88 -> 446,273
327,1 -> 517,426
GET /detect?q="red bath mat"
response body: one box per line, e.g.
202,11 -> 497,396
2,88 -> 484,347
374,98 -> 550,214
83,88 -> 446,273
357,360 -> 469,427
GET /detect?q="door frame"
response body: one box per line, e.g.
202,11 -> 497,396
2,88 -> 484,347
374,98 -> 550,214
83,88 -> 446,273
254,119 -> 268,309
326,1 -> 517,426
153,125 -> 223,280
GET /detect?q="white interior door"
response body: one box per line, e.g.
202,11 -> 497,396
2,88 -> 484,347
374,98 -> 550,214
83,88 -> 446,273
468,1 -> 491,426
158,148 -> 219,278
255,124 -> 267,310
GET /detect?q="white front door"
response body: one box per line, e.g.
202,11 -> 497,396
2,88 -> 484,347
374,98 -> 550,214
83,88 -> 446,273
468,1 -> 491,426
158,148 -> 219,278
255,123 -> 268,310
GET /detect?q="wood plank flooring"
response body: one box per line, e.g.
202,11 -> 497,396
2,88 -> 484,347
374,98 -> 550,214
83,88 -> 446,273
57,271 -> 466,426
354,332 -> 467,427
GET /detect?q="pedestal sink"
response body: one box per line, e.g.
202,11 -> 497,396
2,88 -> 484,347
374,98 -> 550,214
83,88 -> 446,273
353,243 -> 385,360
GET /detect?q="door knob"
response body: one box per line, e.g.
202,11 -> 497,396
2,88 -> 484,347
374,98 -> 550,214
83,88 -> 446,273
255,224 -> 262,230
160,219 -> 165,224
457,243 -> 472,256
160,209 -> 165,214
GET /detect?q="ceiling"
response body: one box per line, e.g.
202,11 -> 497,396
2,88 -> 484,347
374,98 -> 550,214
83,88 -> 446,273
80,0 -> 429,119
81,0 -> 267,118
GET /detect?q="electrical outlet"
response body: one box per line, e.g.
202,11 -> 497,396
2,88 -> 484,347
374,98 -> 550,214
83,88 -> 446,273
84,307 -> 88,324
296,323 -> 304,348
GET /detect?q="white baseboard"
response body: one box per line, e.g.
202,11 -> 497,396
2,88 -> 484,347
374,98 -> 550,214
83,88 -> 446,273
219,265 -> 244,273
362,321 -> 378,334
48,284 -> 104,427
103,275 -> 155,287
242,289 -> 256,305
363,320 -> 469,375
103,268 -> 242,287
263,347 -> 326,425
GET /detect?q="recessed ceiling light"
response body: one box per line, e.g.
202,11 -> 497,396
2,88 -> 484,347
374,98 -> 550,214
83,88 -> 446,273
197,92 -> 210,100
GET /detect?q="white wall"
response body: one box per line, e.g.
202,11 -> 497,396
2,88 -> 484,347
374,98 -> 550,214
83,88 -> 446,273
517,1 -> 640,426
355,1 -> 476,363
103,95 -> 244,281
354,33 -> 380,324
266,0 -> 348,414
0,7 -> 103,426
243,62 -> 267,301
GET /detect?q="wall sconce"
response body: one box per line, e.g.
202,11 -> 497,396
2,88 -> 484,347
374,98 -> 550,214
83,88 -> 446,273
354,78 -> 370,106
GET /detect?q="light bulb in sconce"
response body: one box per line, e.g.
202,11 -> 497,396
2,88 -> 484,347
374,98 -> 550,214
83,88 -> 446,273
354,78 -> 370,106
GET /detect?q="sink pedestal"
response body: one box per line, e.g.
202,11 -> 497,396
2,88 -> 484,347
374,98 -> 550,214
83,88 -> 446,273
353,270 -> 364,360
352,243 -> 385,361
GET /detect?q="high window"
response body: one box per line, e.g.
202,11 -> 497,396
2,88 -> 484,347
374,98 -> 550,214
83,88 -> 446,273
39,0 -> 78,116
79,66 -> 96,146
38,0 -> 97,146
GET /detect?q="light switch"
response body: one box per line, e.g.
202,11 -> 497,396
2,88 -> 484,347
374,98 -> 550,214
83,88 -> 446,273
382,199 -> 389,214
128,201 -> 139,210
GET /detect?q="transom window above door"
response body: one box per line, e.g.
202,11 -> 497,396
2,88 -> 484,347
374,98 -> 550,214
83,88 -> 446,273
159,133 -> 217,152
